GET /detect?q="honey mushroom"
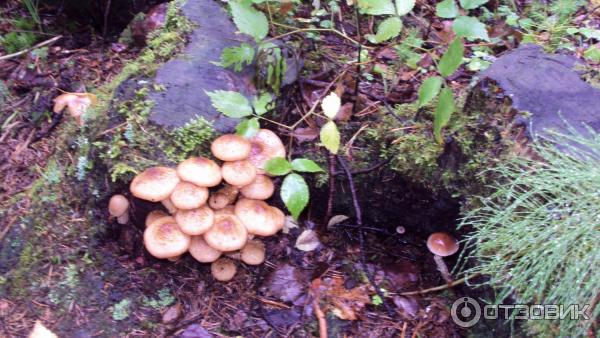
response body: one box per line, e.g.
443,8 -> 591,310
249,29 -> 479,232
108,194 -> 130,224
170,182 -> 209,210
174,205 -> 214,235
221,160 -> 256,187
247,129 -> 286,174
143,216 -> 191,259
189,236 -> 221,263
210,258 -> 237,282
240,174 -> 275,200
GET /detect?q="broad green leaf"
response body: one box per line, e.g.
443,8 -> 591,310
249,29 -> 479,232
205,90 -> 252,118
236,117 -> 260,138
281,173 -> 309,220
452,16 -> 490,41
438,38 -> 464,77
436,0 -> 458,19
264,157 -> 292,176
291,159 -> 324,173
230,1 -> 269,42
395,0 -> 415,16
459,0 -> 488,9
371,17 -> 403,43
320,121 -> 340,154
418,76 -> 443,108
253,93 -> 273,115
357,0 -> 395,15
219,43 -> 255,72
321,92 -> 341,119
433,87 -> 455,144
584,46 -> 600,62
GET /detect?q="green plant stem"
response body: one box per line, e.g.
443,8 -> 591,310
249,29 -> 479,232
268,22 -> 364,48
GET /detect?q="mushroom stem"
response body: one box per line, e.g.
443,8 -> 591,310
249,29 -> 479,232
433,254 -> 453,284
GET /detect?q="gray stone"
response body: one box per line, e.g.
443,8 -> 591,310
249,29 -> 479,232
148,0 -> 256,133
480,44 -> 600,139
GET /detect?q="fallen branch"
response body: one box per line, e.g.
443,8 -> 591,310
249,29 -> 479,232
0,35 -> 63,61
398,273 -> 481,296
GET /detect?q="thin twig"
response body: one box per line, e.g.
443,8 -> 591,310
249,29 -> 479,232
0,35 -> 63,61
325,153 -> 335,223
398,273 -> 481,296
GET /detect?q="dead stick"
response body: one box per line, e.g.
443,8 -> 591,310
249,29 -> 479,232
398,273 -> 481,296
0,35 -> 62,61
325,153 -> 335,223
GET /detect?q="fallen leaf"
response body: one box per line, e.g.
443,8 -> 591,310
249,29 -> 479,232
324,276 -> 372,320
321,92 -> 341,119
53,92 -> 97,126
295,229 -> 321,251
29,321 -> 58,338
162,303 -> 182,324
264,264 -> 307,303
291,127 -> 319,143
282,215 -> 299,234
327,215 -> 349,228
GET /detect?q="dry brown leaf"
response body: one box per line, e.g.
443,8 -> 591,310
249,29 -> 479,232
53,92 -> 97,126
324,276 -> 372,321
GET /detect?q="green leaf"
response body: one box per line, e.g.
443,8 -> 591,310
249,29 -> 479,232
291,159 -> 324,173
205,90 -> 253,118
230,1 -> 269,42
418,76 -> 443,108
452,16 -> 490,41
281,173 -> 309,220
219,43 -> 255,72
459,0 -> 488,9
252,93 -> 273,115
264,157 -> 292,176
320,121 -> 340,154
436,0 -> 458,19
236,117 -> 260,138
370,17 -> 403,43
433,87 -> 455,144
584,46 -> 600,62
395,0 -> 415,16
357,0 -> 395,15
438,38 -> 464,77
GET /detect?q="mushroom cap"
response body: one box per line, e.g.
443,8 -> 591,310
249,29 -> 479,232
189,236 -> 222,263
210,258 -> 237,282
234,198 -> 279,236
130,167 -> 180,202
426,232 -> 459,257
270,206 -> 285,232
240,174 -> 275,200
174,205 -> 215,235
145,210 -> 170,227
143,216 -> 191,259
214,205 -> 236,216
177,157 -> 222,187
248,129 -> 286,173
161,198 -> 178,214
211,134 -> 251,161
221,160 -> 257,187
203,213 -> 248,251
170,182 -> 209,210
108,194 -> 129,217
208,185 -> 239,210
241,240 -> 266,265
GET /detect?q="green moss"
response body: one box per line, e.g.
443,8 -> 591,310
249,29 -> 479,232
165,116 -> 216,162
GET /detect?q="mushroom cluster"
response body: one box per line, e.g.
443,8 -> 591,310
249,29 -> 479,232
110,129 -> 286,282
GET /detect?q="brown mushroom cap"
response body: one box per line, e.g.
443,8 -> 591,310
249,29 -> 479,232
189,236 -> 222,263
426,232 -> 459,257
203,213 -> 248,251
174,205 -> 215,235
234,198 -> 279,236
143,216 -> 191,259
130,167 -> 179,202
248,129 -> 286,173
221,160 -> 257,187
177,157 -> 222,187
208,185 -> 239,210
145,210 -> 170,227
271,206 -> 285,232
240,175 -> 275,200
108,194 -> 129,217
161,198 -> 178,214
241,240 -> 265,265
210,258 -> 237,282
211,134 -> 251,161
214,205 -> 236,216
170,182 -> 209,210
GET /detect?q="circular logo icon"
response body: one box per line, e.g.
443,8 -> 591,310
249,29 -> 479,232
451,297 -> 481,328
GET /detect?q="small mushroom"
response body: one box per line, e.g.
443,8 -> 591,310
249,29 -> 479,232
240,174 -> 275,200
240,240 -> 265,265
210,258 -> 237,282
170,182 -> 209,210
221,160 -> 257,187
161,198 -> 178,214
247,129 -> 286,173
214,205 -> 235,216
177,157 -> 222,187
234,198 -> 279,236
426,232 -> 459,284
145,210 -> 170,227
144,216 -> 191,259
270,206 -> 285,232
203,213 -> 248,251
130,167 -> 180,202
211,134 -> 251,161
108,194 -> 129,224
174,205 -> 214,235
189,236 -> 222,263
208,184 -> 239,210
